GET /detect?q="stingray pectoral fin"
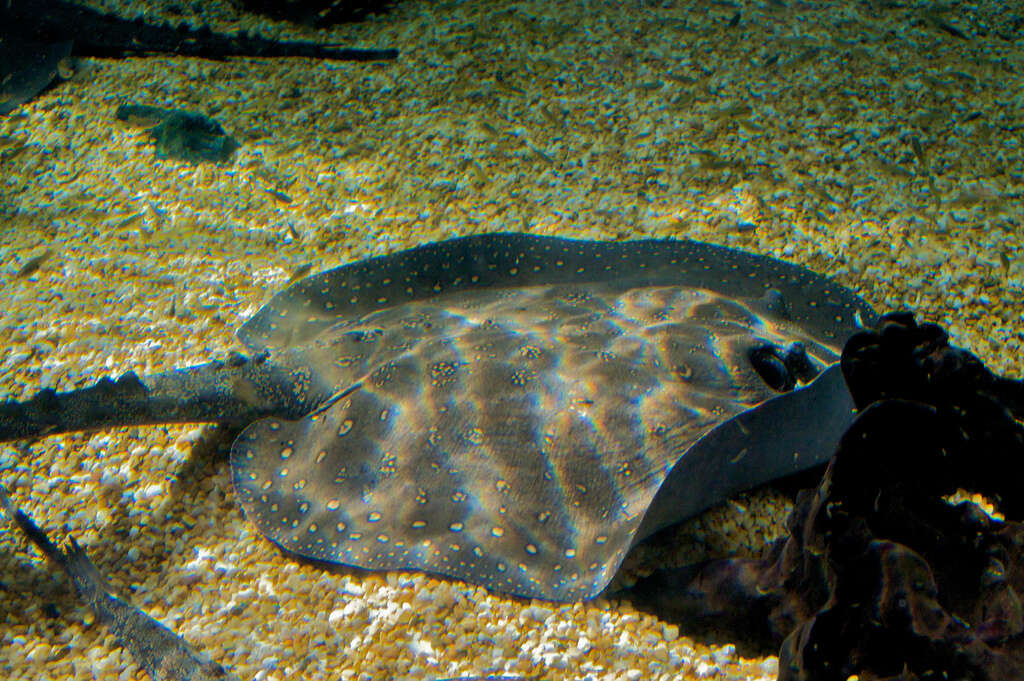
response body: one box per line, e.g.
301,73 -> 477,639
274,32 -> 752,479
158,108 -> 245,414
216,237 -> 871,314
230,357 -> 645,602
634,364 -> 855,542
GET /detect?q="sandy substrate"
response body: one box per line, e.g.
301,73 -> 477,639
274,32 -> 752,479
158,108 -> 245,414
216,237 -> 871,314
0,0 -> 1021,679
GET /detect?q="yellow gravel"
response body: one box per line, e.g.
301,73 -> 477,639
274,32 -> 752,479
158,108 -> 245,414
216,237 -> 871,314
1,0 -> 1021,679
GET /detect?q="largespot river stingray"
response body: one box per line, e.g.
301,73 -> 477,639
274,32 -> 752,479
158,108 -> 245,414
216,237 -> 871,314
0,232 -> 876,601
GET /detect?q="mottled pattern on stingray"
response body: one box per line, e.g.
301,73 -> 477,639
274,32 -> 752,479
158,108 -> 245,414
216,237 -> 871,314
236,232 -> 870,354
232,281 -> 844,601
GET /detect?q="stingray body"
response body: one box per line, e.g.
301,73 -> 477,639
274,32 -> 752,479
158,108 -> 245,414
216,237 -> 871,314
0,233 -> 875,601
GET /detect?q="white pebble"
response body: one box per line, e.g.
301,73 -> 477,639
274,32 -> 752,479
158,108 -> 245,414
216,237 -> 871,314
694,660 -> 719,679
712,644 -> 736,665
519,605 -> 554,623
136,483 -> 164,501
214,561 -> 238,577
761,657 -> 779,675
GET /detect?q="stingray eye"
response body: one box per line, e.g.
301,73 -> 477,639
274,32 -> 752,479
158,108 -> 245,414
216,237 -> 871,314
749,344 -> 794,392
782,342 -> 820,384
748,342 -> 821,392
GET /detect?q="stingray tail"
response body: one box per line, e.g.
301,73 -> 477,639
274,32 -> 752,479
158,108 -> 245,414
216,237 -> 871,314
2,0 -> 398,61
0,485 -> 241,681
0,353 -> 312,443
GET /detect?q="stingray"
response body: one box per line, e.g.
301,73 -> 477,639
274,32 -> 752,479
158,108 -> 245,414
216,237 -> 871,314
0,0 -> 398,116
0,36 -> 72,117
0,232 -> 875,601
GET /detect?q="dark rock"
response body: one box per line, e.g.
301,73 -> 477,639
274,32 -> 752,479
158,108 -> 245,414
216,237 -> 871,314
625,313 -> 1024,680
116,104 -> 240,165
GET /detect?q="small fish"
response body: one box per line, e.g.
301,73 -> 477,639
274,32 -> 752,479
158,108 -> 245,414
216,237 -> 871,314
694,149 -> 744,171
911,109 -> 949,131
335,141 -> 375,160
114,211 -> 146,231
478,120 -> 501,139
114,104 -> 165,129
287,262 -> 314,286
792,47 -> 821,64
947,187 -> 996,208
538,104 -> 562,128
910,137 -> 928,167
999,250 -> 1011,275
15,248 -> 53,278
0,135 -> 25,152
0,486 -> 240,681
0,141 -> 29,162
736,118 -> 765,134
467,159 -> 489,185
492,78 -> 526,97
669,92 -> 696,110
57,56 -> 75,80
711,102 -> 753,120
265,189 -> 292,205
526,142 -> 555,165
873,156 -> 913,179
927,14 -> 969,41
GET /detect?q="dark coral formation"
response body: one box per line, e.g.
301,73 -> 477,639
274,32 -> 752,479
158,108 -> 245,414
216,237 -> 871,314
626,313 -> 1024,680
